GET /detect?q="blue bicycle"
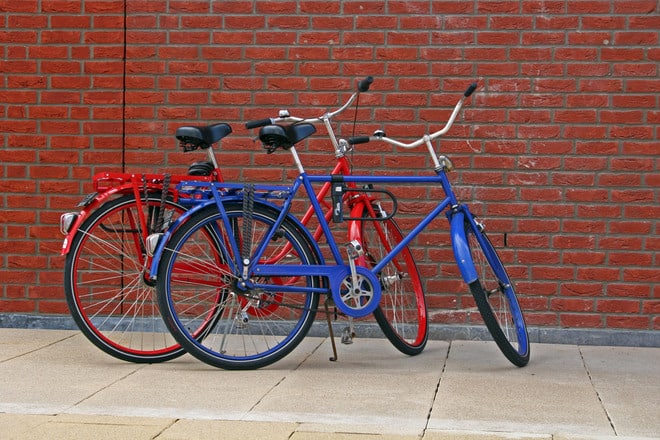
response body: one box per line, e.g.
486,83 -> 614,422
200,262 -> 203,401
151,83 -> 530,369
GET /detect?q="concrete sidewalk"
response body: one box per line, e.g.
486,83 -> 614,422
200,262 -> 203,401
0,328 -> 658,439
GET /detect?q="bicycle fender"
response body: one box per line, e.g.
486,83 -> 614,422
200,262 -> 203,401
450,211 -> 478,284
346,202 -> 368,267
60,186 -> 135,255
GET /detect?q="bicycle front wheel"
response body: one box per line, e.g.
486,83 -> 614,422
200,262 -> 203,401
156,201 -> 321,370
359,206 -> 428,355
64,193 -> 186,363
465,220 -> 530,367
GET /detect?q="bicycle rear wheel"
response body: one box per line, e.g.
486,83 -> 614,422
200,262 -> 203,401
465,220 -> 530,367
156,201 -> 321,370
358,205 -> 428,355
64,193 -> 186,363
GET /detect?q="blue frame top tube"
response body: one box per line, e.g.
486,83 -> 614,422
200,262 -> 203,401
248,170 -> 459,271
307,174 -> 446,185
208,168 -> 461,287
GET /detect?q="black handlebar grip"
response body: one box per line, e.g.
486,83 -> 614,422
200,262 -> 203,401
348,136 -> 371,145
357,76 -> 374,92
464,82 -> 478,98
245,118 -> 273,129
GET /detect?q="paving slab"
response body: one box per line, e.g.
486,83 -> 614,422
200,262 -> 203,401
70,337 -> 325,420
0,413 -> 57,440
427,341 -> 614,437
291,432 -> 417,440
157,419 -> 299,440
423,431 -> 551,440
248,338 -> 449,436
0,329 -> 77,361
7,414 -> 173,440
0,331 -> 140,415
580,345 -> 660,438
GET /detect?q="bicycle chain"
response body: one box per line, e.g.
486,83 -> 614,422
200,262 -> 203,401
241,184 -> 255,261
141,173 -> 152,233
155,173 -> 170,232
229,283 -> 345,317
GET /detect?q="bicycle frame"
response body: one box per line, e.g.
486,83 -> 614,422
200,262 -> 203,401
150,82 -> 483,319
148,155 -> 484,319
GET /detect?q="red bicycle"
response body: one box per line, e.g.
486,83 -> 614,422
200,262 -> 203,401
60,123 -> 231,363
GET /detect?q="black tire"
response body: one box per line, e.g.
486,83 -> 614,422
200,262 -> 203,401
64,193 -> 187,363
465,221 -> 530,367
358,208 -> 428,355
156,201 -> 321,370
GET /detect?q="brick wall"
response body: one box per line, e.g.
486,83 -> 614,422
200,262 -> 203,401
1,1 -> 658,332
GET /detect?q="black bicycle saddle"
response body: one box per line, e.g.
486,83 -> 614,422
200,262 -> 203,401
176,123 -> 232,150
258,123 -> 316,153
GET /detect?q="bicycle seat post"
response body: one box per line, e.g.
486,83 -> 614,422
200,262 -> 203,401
288,146 -> 306,174
205,145 -> 220,173
321,114 -> 342,156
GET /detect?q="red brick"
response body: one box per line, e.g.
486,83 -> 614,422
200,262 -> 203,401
606,316 -> 649,329
567,63 -> 610,77
0,300 -> 37,313
566,0 -> 612,14
614,32 -> 658,46
628,15 -> 660,29
582,16 -> 626,30
613,0 -> 658,13
623,268 -> 660,283
607,284 -> 651,298
577,205 -> 622,219
563,251 -> 606,266
552,235 -> 597,250
602,47 -> 646,61
560,314 -> 603,328
555,47 -> 598,61
552,298 -> 594,312
518,250 -> 560,265
560,283 -> 604,297
609,252 -> 653,267
610,158 -> 654,171
555,109 -> 598,124
642,301 -> 660,314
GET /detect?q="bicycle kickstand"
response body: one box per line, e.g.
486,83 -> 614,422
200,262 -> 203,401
324,298 -> 339,362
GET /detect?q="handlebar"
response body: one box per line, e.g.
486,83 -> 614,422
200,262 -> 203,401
464,82 -> 477,97
348,136 -> 370,145
348,82 -> 477,150
244,76 -> 374,129
358,76 -> 374,93
245,118 -> 273,130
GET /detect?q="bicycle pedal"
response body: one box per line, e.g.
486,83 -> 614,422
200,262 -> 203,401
340,327 -> 355,345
